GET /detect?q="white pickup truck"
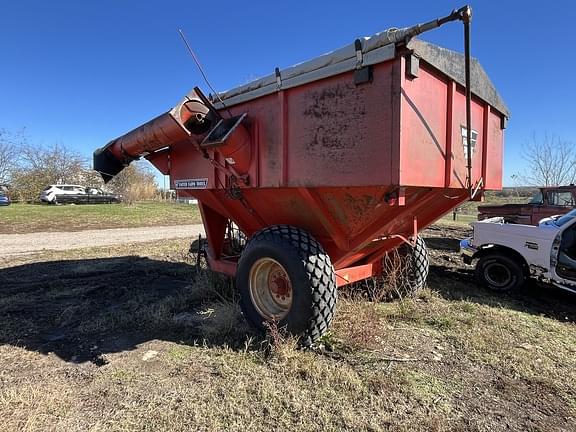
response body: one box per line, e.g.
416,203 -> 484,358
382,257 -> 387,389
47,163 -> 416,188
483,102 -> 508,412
460,209 -> 576,293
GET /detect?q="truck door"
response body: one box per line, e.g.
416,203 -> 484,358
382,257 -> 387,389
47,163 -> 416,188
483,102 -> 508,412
534,190 -> 574,223
552,213 -> 576,284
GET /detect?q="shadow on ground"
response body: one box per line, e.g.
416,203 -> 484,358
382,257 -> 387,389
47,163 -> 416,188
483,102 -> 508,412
2,235 -> 575,367
0,257 -> 253,365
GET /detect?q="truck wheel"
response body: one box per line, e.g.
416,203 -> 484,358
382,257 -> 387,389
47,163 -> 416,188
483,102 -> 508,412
475,253 -> 525,292
382,235 -> 429,296
236,225 -> 337,346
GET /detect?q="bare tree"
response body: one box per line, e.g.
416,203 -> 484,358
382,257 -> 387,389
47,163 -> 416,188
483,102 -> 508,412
2,126 -> 158,203
11,142 -> 87,202
518,132 -> 576,186
0,129 -> 20,184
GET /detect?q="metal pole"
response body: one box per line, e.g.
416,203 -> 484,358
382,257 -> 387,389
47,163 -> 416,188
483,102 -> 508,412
391,5 -> 473,45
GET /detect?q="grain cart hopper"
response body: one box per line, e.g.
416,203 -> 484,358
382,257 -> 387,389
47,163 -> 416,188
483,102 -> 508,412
94,5 -> 508,345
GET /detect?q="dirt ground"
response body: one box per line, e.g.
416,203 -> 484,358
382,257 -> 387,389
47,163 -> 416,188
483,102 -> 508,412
0,224 -> 204,258
1,224 -> 575,431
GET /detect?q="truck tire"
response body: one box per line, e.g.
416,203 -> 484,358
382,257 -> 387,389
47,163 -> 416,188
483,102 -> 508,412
382,235 -> 429,296
236,225 -> 337,346
475,253 -> 525,292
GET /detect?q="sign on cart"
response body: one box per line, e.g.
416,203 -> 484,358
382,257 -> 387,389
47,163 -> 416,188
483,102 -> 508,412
174,178 -> 208,189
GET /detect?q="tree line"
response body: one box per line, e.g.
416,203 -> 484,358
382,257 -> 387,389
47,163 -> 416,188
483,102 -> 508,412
0,129 -> 158,203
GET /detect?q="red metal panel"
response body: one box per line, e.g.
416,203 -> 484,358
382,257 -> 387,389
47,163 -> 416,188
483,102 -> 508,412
206,252 -> 237,277
145,149 -> 170,175
219,93 -> 283,187
448,85 -> 485,189
400,60 -> 448,187
310,186 -> 390,238
279,90 -> 289,186
336,263 -> 377,287
284,61 -> 397,187
390,58 -> 402,186
297,187 -> 349,251
481,104 -> 489,186
484,109 -> 504,189
444,81 -> 455,188
174,183 -> 469,275
149,56 -> 504,198
168,140 -> 215,189
198,202 -> 227,259
398,59 -> 502,191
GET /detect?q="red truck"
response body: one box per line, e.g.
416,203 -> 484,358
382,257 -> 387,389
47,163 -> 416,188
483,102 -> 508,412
478,186 -> 576,225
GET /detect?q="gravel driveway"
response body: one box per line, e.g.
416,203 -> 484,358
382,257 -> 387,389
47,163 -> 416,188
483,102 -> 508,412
0,224 -> 205,258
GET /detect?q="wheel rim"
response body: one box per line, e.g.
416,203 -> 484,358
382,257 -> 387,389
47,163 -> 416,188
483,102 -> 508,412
249,258 -> 293,320
484,262 -> 512,288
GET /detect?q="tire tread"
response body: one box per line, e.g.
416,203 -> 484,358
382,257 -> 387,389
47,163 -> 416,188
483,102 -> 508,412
240,225 -> 337,346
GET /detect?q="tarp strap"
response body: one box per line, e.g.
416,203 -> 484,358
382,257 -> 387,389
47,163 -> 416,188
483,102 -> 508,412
275,67 -> 282,89
354,39 -> 363,69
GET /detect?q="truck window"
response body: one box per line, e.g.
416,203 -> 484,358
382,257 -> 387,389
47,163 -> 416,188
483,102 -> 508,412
547,191 -> 575,206
529,192 -> 543,204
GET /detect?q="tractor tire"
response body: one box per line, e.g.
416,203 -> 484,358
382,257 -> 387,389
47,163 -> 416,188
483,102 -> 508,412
382,235 -> 429,296
475,253 -> 525,292
236,225 -> 337,346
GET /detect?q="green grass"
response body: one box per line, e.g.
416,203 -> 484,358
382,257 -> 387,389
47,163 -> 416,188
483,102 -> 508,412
438,213 -> 476,226
0,201 -> 201,234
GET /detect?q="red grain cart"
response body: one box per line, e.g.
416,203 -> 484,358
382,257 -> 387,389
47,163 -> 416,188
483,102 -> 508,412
94,6 -> 508,345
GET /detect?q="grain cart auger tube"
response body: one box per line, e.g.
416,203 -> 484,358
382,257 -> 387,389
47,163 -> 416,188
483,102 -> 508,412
94,5 -> 508,346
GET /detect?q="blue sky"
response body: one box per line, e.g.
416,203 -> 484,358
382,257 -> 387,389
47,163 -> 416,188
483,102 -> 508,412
1,1 -> 574,186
